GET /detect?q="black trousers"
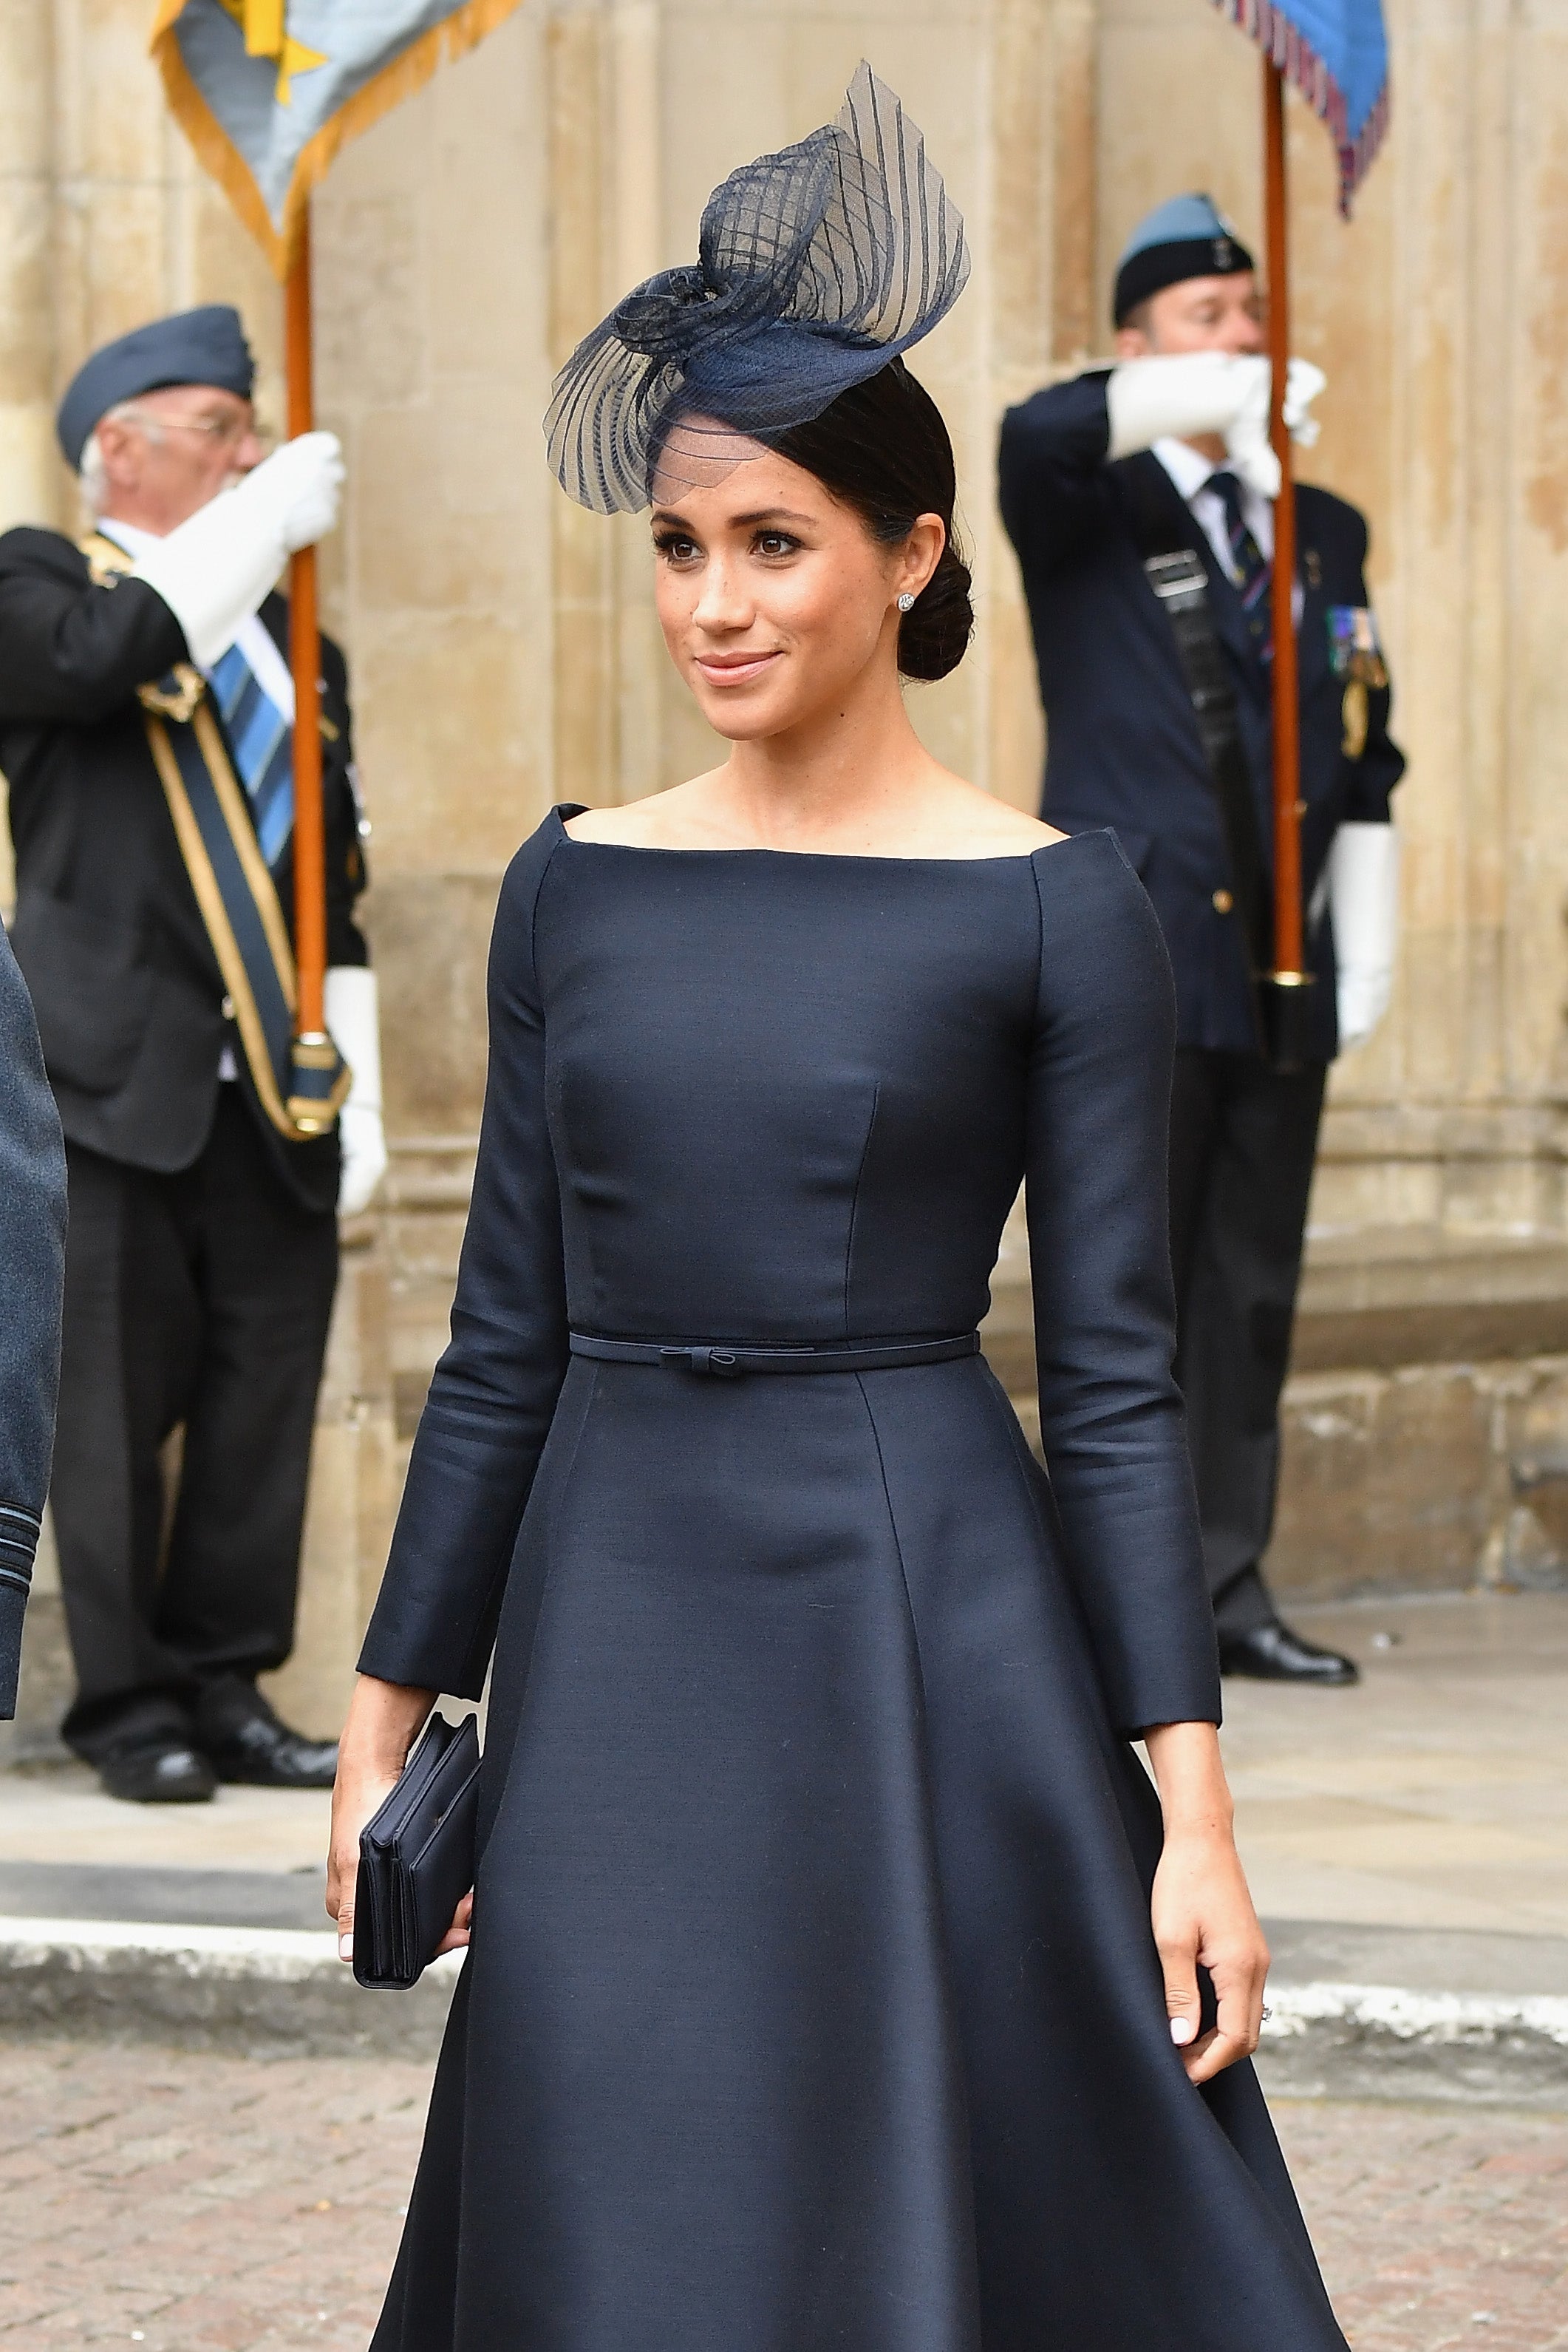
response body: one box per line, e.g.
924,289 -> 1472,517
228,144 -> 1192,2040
52,1088 -> 338,1760
1168,1050 -> 1326,1637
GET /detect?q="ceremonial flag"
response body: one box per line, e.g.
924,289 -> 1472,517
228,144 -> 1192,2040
1212,1 -> 1389,214
151,0 -> 525,276
151,0 -> 526,1070
1207,0 -> 1390,1062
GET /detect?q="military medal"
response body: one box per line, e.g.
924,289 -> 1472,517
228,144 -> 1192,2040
1327,605 -> 1387,759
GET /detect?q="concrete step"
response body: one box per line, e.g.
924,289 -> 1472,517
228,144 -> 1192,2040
981,1226 -> 1568,1385
3,1901 -> 1564,2102
0,1860 -> 331,1932
1257,1919 -> 1568,2107
0,1914 -> 460,2056
384,1217 -> 1568,1606
1291,1229 -> 1568,1373
982,1227 -> 1568,1602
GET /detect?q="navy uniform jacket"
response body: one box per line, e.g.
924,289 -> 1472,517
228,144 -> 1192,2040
0,528 -> 368,1213
998,370 -> 1404,1060
0,923 -> 67,1716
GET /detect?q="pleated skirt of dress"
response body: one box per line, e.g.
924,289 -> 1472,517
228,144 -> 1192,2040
371,1355 -> 1349,2352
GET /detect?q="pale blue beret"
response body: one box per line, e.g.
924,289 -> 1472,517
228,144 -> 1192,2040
1114,194 -> 1255,326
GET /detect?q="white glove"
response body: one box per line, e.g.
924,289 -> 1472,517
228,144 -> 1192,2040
1329,822 -> 1400,1051
1223,356 -> 1327,500
324,964 -> 387,1216
1284,358 -> 1326,446
1105,353 -> 1323,455
1222,367 -> 1278,500
129,431 -> 344,669
1106,352 -> 1266,460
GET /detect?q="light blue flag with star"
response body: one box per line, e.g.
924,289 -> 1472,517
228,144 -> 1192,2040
1213,1 -> 1389,214
151,0 -> 525,276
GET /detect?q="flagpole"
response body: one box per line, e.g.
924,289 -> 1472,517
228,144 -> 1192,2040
1262,54 -> 1307,1049
285,200 -> 327,1047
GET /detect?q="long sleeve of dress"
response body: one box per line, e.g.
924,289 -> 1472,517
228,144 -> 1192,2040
0,925 -> 67,1716
358,823 -> 570,1696
1025,833 -> 1221,1736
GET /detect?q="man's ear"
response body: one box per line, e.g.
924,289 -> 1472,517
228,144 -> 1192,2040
1114,325 -> 1152,361
94,419 -> 137,488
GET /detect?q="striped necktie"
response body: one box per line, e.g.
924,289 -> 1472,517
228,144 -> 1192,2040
209,639 -> 293,868
1209,469 -> 1273,659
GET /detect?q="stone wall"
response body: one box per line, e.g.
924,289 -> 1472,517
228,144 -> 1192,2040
10,0 -> 1567,1217
1096,0 -> 1568,1237
5,0 -> 1568,1733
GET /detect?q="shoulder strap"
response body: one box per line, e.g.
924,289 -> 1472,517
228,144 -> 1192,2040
1111,458 -> 1272,990
143,707 -> 350,1141
77,529 -> 132,586
78,534 -> 349,1140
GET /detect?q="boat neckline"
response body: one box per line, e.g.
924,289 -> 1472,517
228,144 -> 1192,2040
553,807 -> 1096,867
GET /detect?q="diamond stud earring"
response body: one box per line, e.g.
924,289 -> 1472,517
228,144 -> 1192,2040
897,592 -> 916,612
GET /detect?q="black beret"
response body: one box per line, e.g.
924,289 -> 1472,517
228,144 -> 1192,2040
55,305 -> 256,469
1113,194 -> 1255,328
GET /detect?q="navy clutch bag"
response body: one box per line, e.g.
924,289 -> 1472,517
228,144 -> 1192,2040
353,1710 -> 481,1990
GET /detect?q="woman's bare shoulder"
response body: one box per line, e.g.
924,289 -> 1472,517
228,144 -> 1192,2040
562,775 -> 1072,859
932,782 -> 1068,860
563,781 -> 719,847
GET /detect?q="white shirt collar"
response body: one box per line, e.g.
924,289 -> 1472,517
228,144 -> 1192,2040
1150,436 -> 1277,578
1151,436 -> 1218,503
94,515 -> 160,560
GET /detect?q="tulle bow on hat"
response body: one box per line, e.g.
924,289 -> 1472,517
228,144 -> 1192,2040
546,63 -> 970,514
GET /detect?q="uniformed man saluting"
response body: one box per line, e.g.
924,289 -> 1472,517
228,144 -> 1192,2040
0,306 -> 386,1798
1000,197 -> 1404,1685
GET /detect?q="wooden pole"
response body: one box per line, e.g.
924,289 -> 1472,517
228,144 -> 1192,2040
1263,55 -> 1304,982
284,203 -> 327,1041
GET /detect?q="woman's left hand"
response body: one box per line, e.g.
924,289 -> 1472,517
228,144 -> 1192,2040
1143,1719 -> 1269,2086
436,1892 -> 474,1957
1150,1824 -> 1269,2084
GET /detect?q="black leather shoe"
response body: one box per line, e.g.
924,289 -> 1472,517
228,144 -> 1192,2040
1218,1622 -> 1360,1686
199,1692 -> 339,1789
98,1740 -> 218,1804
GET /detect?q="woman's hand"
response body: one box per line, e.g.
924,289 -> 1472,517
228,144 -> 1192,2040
326,1673 -> 437,1964
435,1891 -> 474,1957
1143,1720 -> 1269,2085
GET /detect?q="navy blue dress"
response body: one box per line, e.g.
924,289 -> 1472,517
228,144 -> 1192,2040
360,808 -> 1347,2352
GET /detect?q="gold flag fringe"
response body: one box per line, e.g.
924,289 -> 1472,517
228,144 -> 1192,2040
151,0 -> 527,277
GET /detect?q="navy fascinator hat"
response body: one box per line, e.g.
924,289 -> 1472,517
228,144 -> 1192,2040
546,63 -> 971,514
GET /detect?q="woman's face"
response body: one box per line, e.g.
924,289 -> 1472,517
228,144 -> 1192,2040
649,437 -> 944,742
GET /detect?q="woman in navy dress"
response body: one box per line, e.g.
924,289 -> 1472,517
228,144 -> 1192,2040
329,67 -> 1350,2352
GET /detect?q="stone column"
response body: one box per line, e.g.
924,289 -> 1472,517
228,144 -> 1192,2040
986,0 -> 1098,812
545,0 -> 667,815
1095,0 -> 1568,1240
0,0 -> 403,1744
262,1236 -> 397,1738
0,0 -> 58,537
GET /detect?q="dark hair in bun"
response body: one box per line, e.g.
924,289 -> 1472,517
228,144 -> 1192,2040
760,358 -> 974,683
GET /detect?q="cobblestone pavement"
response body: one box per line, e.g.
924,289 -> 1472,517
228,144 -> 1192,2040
1279,2097 -> 1568,2352
1,2040 -> 1564,2349
0,2040 -> 422,2349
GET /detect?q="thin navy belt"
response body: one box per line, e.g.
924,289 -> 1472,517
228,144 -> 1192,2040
568,1332 -> 981,1379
